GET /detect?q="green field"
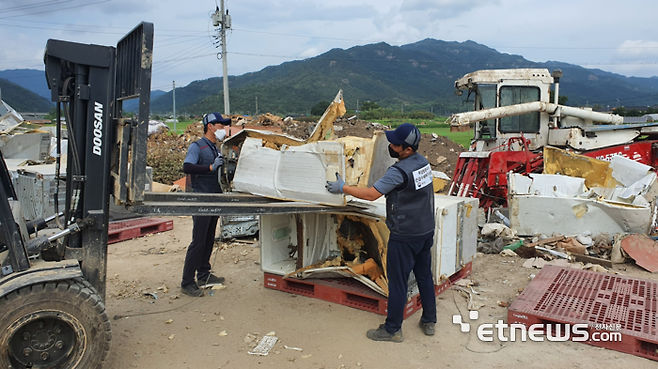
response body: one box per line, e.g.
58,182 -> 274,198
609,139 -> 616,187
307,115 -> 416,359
372,118 -> 472,148
164,120 -> 195,134
418,127 -> 472,148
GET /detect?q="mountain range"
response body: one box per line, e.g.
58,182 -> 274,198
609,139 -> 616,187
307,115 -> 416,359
0,76 -> 53,113
3,39 -> 658,116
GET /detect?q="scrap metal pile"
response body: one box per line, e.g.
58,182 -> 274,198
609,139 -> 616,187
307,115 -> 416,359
476,146 -> 658,274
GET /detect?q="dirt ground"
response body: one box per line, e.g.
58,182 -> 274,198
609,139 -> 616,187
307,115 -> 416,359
104,216 -> 658,369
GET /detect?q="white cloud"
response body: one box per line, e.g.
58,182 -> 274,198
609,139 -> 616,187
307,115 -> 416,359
300,47 -> 321,58
2,0 -> 658,86
615,40 -> 658,60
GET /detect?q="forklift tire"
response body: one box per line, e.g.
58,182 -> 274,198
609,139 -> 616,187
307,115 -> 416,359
0,278 -> 111,369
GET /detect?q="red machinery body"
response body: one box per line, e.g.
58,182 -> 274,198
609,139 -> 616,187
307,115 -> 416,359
449,139 -> 658,211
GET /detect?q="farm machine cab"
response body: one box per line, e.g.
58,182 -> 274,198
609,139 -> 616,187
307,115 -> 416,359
448,68 -> 658,210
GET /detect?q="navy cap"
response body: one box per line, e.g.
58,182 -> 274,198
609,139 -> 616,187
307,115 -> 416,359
385,123 -> 421,150
203,112 -> 231,126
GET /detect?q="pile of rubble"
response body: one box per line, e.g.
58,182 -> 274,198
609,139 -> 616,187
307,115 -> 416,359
476,147 -> 658,275
146,113 -> 464,185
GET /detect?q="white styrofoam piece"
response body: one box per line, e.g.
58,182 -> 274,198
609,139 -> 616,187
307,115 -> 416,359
432,170 -> 451,181
232,138 -> 345,206
248,336 -> 278,356
509,195 -> 652,238
529,173 -> 585,197
508,173 -> 533,195
618,173 -> 656,199
610,155 -> 653,187
509,173 -> 586,197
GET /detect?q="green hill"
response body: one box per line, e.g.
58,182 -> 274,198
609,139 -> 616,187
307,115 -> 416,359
0,78 -> 54,113
150,39 -> 658,116
5,39 -> 658,116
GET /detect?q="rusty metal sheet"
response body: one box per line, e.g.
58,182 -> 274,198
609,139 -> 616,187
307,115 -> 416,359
621,234 -> 658,273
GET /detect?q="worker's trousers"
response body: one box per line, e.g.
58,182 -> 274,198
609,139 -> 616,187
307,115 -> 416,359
384,236 -> 436,333
181,215 -> 219,287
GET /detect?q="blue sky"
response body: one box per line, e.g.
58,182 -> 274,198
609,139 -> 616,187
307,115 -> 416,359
1,0 -> 657,92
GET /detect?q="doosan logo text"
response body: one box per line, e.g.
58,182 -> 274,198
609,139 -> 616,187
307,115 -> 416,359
92,101 -> 103,156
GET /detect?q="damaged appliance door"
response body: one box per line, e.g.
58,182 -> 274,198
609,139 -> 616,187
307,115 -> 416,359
432,196 -> 479,282
231,137 -> 346,206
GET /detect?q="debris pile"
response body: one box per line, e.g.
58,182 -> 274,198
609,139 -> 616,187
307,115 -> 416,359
146,113 -> 464,185
508,147 -> 658,238
476,216 -> 658,274
254,113 -> 283,126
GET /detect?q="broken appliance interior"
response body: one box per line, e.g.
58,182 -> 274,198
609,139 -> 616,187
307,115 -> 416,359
219,90 -> 477,296
508,147 -> 658,239
260,195 -> 478,297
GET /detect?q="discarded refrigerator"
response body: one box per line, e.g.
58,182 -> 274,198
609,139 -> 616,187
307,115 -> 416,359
259,194 -> 478,297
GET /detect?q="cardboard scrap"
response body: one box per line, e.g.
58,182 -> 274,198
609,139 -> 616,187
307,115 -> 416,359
557,238 -> 587,255
500,249 -> 518,257
523,257 -> 546,269
611,234 -> 629,264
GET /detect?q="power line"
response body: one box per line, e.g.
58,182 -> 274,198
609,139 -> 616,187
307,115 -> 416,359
0,0 -> 112,20
0,0 -> 71,13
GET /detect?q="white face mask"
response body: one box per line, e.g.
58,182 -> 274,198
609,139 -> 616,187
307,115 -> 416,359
214,128 -> 226,141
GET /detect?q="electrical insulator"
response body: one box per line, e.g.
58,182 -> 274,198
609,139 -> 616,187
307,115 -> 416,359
211,11 -> 221,27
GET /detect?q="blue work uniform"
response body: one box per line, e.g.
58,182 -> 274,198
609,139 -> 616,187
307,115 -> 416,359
181,137 -> 222,288
184,137 -> 222,193
373,152 -> 436,334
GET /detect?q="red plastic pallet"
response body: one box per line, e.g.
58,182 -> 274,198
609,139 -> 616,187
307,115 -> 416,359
508,265 -> 658,361
264,262 -> 472,317
107,217 -> 174,244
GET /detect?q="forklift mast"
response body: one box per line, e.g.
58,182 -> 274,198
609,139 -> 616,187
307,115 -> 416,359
43,22 -> 154,297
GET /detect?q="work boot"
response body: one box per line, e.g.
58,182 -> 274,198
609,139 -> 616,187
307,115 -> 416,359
181,283 -> 204,297
366,324 -> 403,343
419,320 -> 435,336
197,274 -> 225,287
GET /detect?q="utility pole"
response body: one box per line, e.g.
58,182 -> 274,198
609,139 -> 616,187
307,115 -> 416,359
172,81 -> 176,132
212,2 -> 231,115
255,96 -> 258,116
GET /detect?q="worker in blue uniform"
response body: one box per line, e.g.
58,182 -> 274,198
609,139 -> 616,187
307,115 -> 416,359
180,112 -> 230,297
326,122 -> 436,342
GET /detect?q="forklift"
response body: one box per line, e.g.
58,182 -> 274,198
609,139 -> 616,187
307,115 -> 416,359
0,23 -> 354,368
